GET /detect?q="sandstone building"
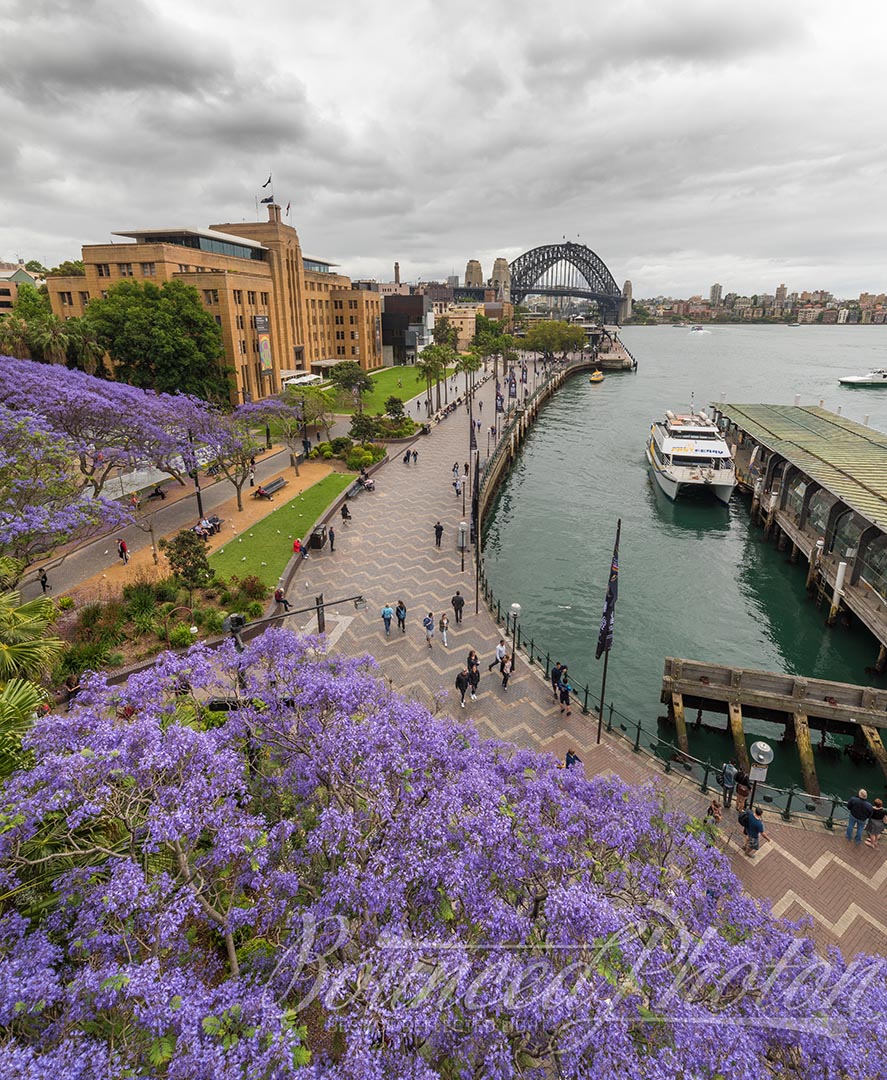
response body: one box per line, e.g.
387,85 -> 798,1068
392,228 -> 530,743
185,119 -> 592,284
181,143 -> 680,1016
46,204 -> 382,403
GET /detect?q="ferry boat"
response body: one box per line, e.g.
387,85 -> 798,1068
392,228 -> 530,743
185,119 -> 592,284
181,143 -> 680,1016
838,369 -> 887,387
589,370 -> 604,384
646,410 -> 736,505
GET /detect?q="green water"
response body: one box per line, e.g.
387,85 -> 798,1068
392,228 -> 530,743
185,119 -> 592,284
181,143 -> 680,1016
483,325 -> 887,795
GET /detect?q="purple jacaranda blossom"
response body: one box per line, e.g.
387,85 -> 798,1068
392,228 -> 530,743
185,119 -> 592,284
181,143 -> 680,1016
0,630 -> 884,1078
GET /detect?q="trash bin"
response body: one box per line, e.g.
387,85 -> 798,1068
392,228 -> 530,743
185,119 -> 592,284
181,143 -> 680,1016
310,524 -> 328,550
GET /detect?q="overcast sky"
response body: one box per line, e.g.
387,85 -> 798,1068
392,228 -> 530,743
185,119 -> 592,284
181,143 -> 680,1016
2,0 -> 886,298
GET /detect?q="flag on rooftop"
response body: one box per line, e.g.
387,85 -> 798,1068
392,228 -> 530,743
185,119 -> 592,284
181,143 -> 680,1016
285,202 -> 291,216
262,174 -> 272,188
261,195 -> 274,204
595,520 -> 620,660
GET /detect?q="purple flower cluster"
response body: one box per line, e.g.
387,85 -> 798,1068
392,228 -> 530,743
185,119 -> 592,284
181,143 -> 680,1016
0,631 -> 884,1078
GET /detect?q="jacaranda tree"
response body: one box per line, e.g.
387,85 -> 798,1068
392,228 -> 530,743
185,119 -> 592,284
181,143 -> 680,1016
0,630 -> 883,1078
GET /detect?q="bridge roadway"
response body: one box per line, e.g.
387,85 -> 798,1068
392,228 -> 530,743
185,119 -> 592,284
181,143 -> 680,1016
277,377 -> 886,959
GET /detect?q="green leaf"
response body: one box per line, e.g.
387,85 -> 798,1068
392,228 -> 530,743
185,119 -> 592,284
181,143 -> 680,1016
148,1035 -> 176,1066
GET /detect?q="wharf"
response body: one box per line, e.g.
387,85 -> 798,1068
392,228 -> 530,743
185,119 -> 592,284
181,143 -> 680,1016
662,657 -> 887,795
712,404 -> 887,669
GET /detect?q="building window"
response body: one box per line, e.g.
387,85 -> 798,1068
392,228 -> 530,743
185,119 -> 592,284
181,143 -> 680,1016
178,264 -> 189,273
118,263 -> 133,277
337,346 -> 345,355
101,291 -> 108,299
335,315 -> 343,325
214,315 -> 222,326
96,263 -> 110,277
348,300 -> 357,309
350,347 -> 357,356
351,331 -> 358,340
236,315 -> 244,329
233,289 -> 243,304
141,262 -> 156,276
260,292 -> 269,305
59,291 -> 73,305
334,299 -> 343,310
203,289 -> 219,305
335,331 -> 344,340
349,316 -> 356,325
240,339 -> 247,355
247,290 -> 256,305
79,291 -> 90,306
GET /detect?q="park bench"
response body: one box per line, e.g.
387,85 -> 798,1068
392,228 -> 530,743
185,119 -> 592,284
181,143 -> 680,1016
346,481 -> 364,499
252,476 -> 288,499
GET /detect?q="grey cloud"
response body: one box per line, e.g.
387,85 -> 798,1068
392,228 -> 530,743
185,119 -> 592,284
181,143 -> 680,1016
1,0 -> 228,101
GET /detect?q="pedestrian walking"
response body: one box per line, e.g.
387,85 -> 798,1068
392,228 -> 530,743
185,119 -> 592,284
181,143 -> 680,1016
735,767 -> 751,811
500,652 -> 514,689
434,521 -> 444,547
865,798 -> 885,848
845,788 -> 873,845
38,568 -> 49,593
439,612 -> 449,647
249,467 -> 256,487
558,666 -> 572,716
550,662 -> 564,702
564,749 -> 582,769
463,462 -> 469,476
64,674 -> 80,713
742,806 -> 768,857
403,450 -> 411,465
467,650 -> 480,700
488,639 -> 507,671
719,760 -> 738,808
328,525 -> 336,552
411,450 -> 418,464
395,600 -> 407,633
454,477 -> 462,497
116,539 -> 129,565
274,587 -> 291,612
455,668 -> 470,708
381,603 -> 394,637
451,590 -> 465,624
478,399 -> 483,413
423,612 -> 435,647
452,463 -> 460,478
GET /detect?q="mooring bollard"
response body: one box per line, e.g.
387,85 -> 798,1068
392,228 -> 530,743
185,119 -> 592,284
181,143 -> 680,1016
607,702 -> 614,733
825,795 -> 840,831
633,718 -> 642,753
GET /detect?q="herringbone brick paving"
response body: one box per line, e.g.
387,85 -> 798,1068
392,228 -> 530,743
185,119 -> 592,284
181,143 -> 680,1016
288,374 -> 886,959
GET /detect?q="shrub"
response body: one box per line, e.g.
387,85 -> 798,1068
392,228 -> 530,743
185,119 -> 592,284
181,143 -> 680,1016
57,640 -> 113,678
345,449 -> 374,471
168,623 -> 197,648
230,574 -> 268,601
73,601 -> 126,647
105,652 -> 125,668
323,450 -> 334,459
132,612 -> 158,637
308,449 -> 319,459
153,577 -> 180,603
245,600 -> 264,618
56,596 -> 75,612
330,435 -> 353,454
218,590 -> 233,606
123,578 -> 157,619
201,609 -> 225,635
315,441 -> 333,457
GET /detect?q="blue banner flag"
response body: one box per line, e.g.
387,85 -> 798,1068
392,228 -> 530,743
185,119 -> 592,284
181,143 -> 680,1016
595,520 -> 621,659
261,195 -> 274,204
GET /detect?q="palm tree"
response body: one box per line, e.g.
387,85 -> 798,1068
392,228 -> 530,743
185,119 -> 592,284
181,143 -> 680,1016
0,591 -> 64,683
415,350 -> 444,417
28,315 -> 70,365
67,317 -> 105,375
455,351 -> 482,399
0,679 -> 46,780
0,315 -> 31,359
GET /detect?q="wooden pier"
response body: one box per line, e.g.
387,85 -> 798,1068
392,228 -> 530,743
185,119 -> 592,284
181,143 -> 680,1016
662,657 -> 887,795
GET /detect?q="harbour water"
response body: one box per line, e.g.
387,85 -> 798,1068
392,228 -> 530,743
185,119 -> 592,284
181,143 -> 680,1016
483,325 -> 887,794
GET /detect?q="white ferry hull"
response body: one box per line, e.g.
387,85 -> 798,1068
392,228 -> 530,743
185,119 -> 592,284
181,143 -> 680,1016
646,441 -> 734,505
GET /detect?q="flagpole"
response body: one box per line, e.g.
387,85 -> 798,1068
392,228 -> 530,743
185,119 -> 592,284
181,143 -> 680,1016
596,517 -> 621,745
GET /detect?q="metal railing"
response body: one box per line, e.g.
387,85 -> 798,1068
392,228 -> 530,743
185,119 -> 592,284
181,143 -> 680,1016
477,566 -> 857,831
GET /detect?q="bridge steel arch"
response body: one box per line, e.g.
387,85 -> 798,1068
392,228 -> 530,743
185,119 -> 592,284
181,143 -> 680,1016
509,242 -> 623,322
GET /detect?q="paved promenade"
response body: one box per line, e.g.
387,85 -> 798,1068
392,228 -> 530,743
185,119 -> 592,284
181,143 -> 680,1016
283,374 -> 886,959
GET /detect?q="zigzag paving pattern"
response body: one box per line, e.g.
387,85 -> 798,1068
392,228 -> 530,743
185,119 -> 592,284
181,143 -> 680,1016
288,373 -> 886,959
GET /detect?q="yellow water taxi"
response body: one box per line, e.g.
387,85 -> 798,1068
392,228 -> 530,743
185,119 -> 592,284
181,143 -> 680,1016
589,370 -> 604,384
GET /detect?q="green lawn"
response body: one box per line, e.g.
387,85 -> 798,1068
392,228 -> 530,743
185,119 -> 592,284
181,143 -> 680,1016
210,472 -> 354,588
341,366 -> 457,415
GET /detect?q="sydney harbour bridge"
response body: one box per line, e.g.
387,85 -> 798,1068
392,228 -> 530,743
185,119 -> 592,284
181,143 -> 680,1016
454,241 -> 627,324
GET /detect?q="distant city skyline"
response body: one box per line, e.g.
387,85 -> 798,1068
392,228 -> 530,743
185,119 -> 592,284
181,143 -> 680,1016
2,0 -> 887,296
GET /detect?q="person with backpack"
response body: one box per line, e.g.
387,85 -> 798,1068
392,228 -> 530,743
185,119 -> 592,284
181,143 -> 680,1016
116,538 -> 129,564
720,759 -> 738,808
558,666 -> 573,716
395,600 -> 407,634
422,612 -> 435,648
466,649 -> 481,700
741,805 -> 768,857
381,603 -> 394,637
274,587 -> 291,612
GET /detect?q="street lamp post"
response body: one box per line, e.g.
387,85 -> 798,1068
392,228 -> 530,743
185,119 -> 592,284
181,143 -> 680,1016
748,740 -> 774,807
458,521 -> 467,572
510,601 -> 521,662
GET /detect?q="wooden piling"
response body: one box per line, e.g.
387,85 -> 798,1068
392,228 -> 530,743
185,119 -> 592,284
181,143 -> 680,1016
876,644 -> 887,675
789,542 -> 799,564
671,692 -> 689,754
728,701 -> 750,772
860,725 -> 887,786
792,712 -> 819,795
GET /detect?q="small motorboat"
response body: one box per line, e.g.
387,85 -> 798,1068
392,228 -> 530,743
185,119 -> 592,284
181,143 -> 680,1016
589,370 -> 605,384
690,325 -> 705,333
838,369 -> 887,387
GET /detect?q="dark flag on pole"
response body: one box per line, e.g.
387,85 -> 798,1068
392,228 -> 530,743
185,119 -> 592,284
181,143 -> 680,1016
262,174 -> 272,188
260,195 -> 274,204
595,520 -> 620,659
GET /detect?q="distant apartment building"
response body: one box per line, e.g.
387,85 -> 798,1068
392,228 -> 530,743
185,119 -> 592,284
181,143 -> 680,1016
775,283 -> 787,306
45,203 -> 382,403
709,282 -> 722,306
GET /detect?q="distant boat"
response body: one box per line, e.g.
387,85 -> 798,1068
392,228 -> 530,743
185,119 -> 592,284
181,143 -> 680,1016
690,325 -> 705,333
589,370 -> 604,384
838,369 -> 887,387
